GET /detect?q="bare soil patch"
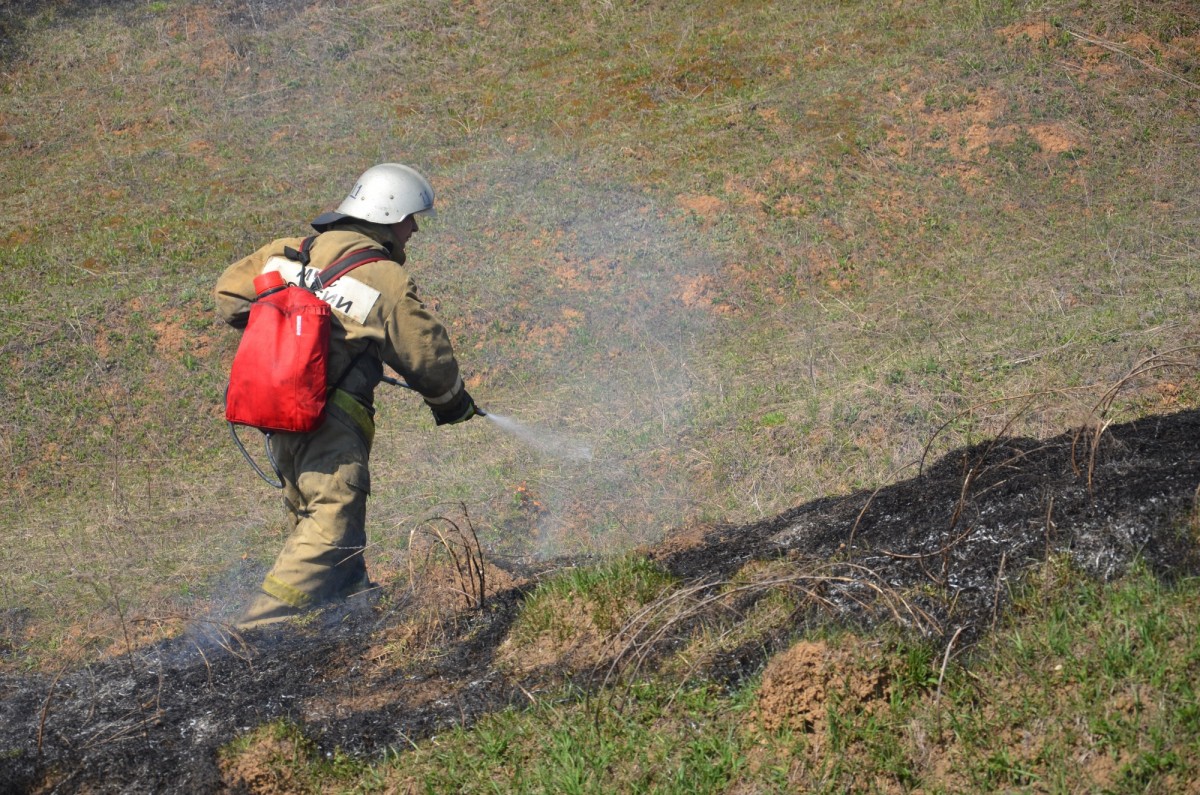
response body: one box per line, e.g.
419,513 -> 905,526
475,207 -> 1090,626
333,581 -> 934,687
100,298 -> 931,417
752,638 -> 890,744
218,731 -> 309,795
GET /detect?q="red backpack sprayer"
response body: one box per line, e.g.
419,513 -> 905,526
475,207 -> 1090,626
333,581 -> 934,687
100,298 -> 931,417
224,236 -> 590,486
223,237 -> 494,486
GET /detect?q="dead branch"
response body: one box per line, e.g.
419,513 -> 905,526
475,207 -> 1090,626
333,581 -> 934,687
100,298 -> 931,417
36,660 -> 71,757
1071,347 -> 1200,491
595,561 -> 940,714
1063,27 -> 1200,91
406,505 -> 487,610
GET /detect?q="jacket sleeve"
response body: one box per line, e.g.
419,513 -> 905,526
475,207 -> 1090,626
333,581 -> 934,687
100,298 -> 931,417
214,245 -> 272,329
378,273 -> 464,407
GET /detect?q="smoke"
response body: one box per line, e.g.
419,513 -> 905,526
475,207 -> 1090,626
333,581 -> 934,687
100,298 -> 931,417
404,152 -> 721,558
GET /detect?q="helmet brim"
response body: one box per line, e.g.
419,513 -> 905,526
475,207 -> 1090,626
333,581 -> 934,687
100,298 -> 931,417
311,210 -> 353,232
312,207 -> 436,232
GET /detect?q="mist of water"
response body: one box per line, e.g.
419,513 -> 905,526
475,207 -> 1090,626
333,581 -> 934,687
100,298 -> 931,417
393,157 -> 717,557
484,412 -> 593,462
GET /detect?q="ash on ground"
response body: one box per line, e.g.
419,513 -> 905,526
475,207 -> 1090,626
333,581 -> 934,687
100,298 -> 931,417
2,409 -> 1198,793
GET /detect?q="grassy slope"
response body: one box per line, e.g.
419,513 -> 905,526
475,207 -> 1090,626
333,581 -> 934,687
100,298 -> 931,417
1,0 -> 1199,786
223,560 -> 1200,793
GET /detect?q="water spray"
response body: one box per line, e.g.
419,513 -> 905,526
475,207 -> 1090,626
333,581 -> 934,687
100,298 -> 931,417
481,412 -> 593,462
382,376 -> 592,461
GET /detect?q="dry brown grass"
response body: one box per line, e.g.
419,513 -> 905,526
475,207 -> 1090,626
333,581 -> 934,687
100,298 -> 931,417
2,0 -> 1198,680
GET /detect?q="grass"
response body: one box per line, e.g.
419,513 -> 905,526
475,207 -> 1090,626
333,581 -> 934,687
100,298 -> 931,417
224,682 -> 754,794
937,558 -> 1200,793
213,557 -> 1200,793
508,555 -> 676,642
1,0 -> 1199,783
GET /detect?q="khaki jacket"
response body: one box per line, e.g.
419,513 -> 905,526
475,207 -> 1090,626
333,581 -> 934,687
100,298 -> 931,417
215,227 -> 464,411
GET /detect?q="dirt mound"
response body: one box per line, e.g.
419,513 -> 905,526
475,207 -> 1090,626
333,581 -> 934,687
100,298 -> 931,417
3,409 -> 1199,793
217,726 -> 316,795
753,639 -> 890,743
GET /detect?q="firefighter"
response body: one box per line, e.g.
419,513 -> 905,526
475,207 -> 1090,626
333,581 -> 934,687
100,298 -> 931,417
215,163 -> 477,628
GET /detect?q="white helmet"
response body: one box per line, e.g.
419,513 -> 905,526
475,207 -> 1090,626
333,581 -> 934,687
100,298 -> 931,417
312,163 -> 436,231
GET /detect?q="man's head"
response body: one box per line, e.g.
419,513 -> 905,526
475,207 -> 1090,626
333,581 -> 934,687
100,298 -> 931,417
311,163 -> 436,249
390,213 -> 419,254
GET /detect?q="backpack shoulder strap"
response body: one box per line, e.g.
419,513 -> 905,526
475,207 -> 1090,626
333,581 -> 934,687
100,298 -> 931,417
282,235 -> 318,266
315,247 -> 390,289
281,235 -> 321,289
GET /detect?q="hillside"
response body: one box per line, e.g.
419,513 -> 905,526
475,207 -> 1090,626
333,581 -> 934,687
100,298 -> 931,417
3,409 -> 1199,791
2,0 -> 1200,791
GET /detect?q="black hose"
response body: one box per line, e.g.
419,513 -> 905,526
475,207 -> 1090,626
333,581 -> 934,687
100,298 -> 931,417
228,422 -> 284,489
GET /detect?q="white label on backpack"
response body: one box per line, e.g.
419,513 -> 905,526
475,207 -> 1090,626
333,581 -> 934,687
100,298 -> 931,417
264,257 -> 381,325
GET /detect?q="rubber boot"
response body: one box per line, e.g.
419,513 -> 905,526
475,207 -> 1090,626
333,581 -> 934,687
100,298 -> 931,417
236,591 -> 301,630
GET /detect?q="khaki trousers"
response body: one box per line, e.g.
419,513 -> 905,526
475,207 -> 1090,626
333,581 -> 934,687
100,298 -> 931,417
238,395 -> 374,628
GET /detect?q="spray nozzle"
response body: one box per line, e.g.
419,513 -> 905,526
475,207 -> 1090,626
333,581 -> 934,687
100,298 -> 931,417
380,376 -> 587,458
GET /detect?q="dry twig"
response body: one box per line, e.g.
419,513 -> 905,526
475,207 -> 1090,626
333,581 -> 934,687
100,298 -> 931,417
595,561 -> 940,714
406,504 -> 487,609
36,660 -> 71,757
1063,27 -> 1200,91
1071,347 -> 1200,491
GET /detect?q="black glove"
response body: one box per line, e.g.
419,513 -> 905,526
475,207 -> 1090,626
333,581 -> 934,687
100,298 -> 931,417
429,388 -> 477,426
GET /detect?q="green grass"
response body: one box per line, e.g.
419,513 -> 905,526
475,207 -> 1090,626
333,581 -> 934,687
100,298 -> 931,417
510,555 -> 676,642
214,558 -> 1200,793
934,559 -> 1200,793
225,682 -> 753,794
